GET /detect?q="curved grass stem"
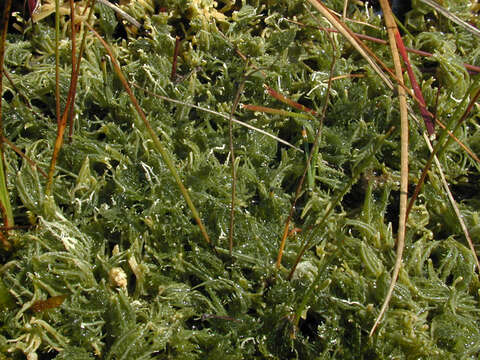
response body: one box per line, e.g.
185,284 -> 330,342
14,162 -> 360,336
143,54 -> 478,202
369,0 -> 409,337
87,24 -> 211,245
132,84 -> 302,152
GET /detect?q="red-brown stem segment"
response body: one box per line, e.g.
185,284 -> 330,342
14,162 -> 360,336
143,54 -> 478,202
46,0 -> 96,195
406,88 -> 480,219
264,85 -> 318,115
171,36 -> 181,81
286,20 -> 480,74
394,30 -> 435,136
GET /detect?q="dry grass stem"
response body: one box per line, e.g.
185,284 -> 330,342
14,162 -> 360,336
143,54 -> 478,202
369,0 -> 409,337
423,133 -> 480,273
132,84 -> 303,152
96,0 -> 142,28
285,19 -> 480,74
306,0 -> 393,90
419,0 -> 480,38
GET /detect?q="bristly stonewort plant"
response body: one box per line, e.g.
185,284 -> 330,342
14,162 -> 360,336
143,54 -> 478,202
1,0 -> 480,358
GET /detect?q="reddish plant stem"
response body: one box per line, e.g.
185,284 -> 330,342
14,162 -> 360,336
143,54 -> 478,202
394,30 -> 435,135
264,85 -> 318,115
2,136 -> 48,178
406,88 -> 480,219
46,0 -> 96,194
287,20 -> 480,74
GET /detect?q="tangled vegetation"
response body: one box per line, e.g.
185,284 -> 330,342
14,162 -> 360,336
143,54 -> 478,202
1,0 -> 480,358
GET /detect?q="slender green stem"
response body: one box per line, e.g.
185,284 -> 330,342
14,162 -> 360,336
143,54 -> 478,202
0,0 -> 14,234
228,74 -> 246,256
276,31 -> 336,270
55,0 -> 61,126
288,127 -> 395,280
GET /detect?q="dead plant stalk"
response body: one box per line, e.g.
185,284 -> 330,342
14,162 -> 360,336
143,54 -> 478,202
369,0 -> 409,337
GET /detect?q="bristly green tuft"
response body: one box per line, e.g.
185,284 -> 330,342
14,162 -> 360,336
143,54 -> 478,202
1,0 -> 480,358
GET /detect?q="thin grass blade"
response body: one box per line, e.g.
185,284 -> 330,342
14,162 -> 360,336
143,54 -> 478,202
87,24 -> 211,245
0,0 -> 14,235
369,0 -> 409,337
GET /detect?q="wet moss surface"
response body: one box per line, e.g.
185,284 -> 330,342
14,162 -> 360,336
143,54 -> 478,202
1,0 -> 480,358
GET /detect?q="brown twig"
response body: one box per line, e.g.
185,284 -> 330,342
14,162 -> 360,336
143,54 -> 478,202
264,85 -> 318,116
330,73 -> 364,81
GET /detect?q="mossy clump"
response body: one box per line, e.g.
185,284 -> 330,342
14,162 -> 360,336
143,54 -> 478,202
1,0 -> 480,358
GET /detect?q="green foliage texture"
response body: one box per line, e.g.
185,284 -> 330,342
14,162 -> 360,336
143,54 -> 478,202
1,0 -> 480,358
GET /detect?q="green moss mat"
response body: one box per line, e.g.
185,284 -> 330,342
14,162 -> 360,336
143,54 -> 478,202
1,0 -> 480,358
